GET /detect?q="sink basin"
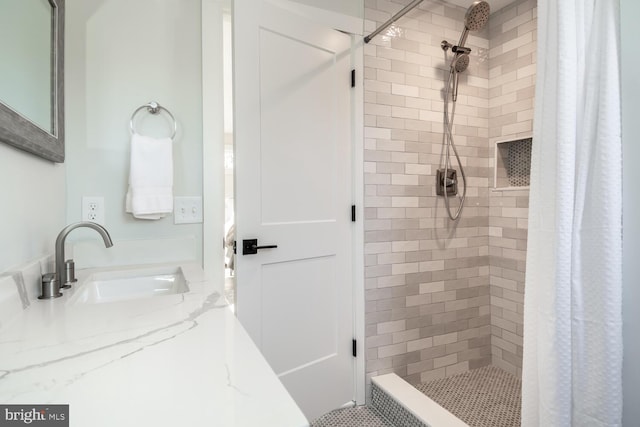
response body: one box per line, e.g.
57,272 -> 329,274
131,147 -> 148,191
68,266 -> 189,305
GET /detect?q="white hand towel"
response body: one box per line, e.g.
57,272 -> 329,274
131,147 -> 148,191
125,133 -> 173,220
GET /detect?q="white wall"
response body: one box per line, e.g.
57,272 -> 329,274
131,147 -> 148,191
621,0 -> 640,425
0,2 -> 66,274
0,145 -> 65,273
288,0 -> 363,18
65,0 -> 203,262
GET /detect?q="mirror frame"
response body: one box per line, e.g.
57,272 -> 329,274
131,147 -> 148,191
0,0 -> 65,163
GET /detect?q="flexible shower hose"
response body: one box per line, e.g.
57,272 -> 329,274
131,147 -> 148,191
442,68 -> 467,221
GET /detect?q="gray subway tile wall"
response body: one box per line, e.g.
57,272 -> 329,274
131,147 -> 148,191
488,0 -> 536,377
364,0 -> 492,387
364,0 -> 536,387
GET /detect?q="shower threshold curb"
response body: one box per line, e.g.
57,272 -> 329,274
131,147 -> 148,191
372,373 -> 469,427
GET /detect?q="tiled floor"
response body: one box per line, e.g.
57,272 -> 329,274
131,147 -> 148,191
415,366 -> 522,427
312,366 -> 520,427
311,406 -> 394,427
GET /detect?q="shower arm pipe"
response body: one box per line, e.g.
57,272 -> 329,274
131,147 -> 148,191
457,28 -> 470,49
364,0 -> 424,43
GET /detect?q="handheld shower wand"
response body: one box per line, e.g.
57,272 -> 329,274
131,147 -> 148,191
450,53 -> 470,102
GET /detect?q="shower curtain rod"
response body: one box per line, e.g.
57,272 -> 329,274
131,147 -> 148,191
364,0 -> 425,43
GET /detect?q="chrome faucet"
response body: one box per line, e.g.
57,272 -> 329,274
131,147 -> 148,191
39,222 -> 113,299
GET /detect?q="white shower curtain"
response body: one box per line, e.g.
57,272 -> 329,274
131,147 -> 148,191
522,0 -> 622,426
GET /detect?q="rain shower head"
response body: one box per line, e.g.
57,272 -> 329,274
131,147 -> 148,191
464,0 -> 490,31
457,1 -> 490,48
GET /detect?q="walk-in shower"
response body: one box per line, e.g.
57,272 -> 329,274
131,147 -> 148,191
438,0 -> 490,220
355,0 -> 536,425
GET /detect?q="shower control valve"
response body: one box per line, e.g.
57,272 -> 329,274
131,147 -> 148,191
436,168 -> 458,197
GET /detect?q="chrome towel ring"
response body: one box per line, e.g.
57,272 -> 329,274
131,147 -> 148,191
129,101 -> 177,140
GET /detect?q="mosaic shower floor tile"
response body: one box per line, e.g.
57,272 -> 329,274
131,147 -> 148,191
311,406 -> 395,427
415,366 -> 521,427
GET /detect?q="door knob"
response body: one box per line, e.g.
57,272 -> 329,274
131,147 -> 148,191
242,239 -> 278,255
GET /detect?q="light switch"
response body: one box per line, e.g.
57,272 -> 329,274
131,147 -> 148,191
174,196 -> 203,224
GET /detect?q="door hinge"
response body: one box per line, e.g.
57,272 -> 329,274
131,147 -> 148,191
351,205 -> 356,222
352,339 -> 357,357
351,69 -> 356,88
233,240 -> 237,255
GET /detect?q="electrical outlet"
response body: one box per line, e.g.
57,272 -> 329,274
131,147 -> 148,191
174,196 -> 203,224
82,196 -> 105,225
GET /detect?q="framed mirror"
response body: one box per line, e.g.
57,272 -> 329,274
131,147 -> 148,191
0,0 -> 65,163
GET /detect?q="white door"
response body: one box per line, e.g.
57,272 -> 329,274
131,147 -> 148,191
233,1 -> 353,421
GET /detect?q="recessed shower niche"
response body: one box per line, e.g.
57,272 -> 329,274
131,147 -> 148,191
494,137 -> 533,189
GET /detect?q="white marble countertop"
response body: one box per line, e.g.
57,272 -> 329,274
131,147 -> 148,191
0,262 -> 308,427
